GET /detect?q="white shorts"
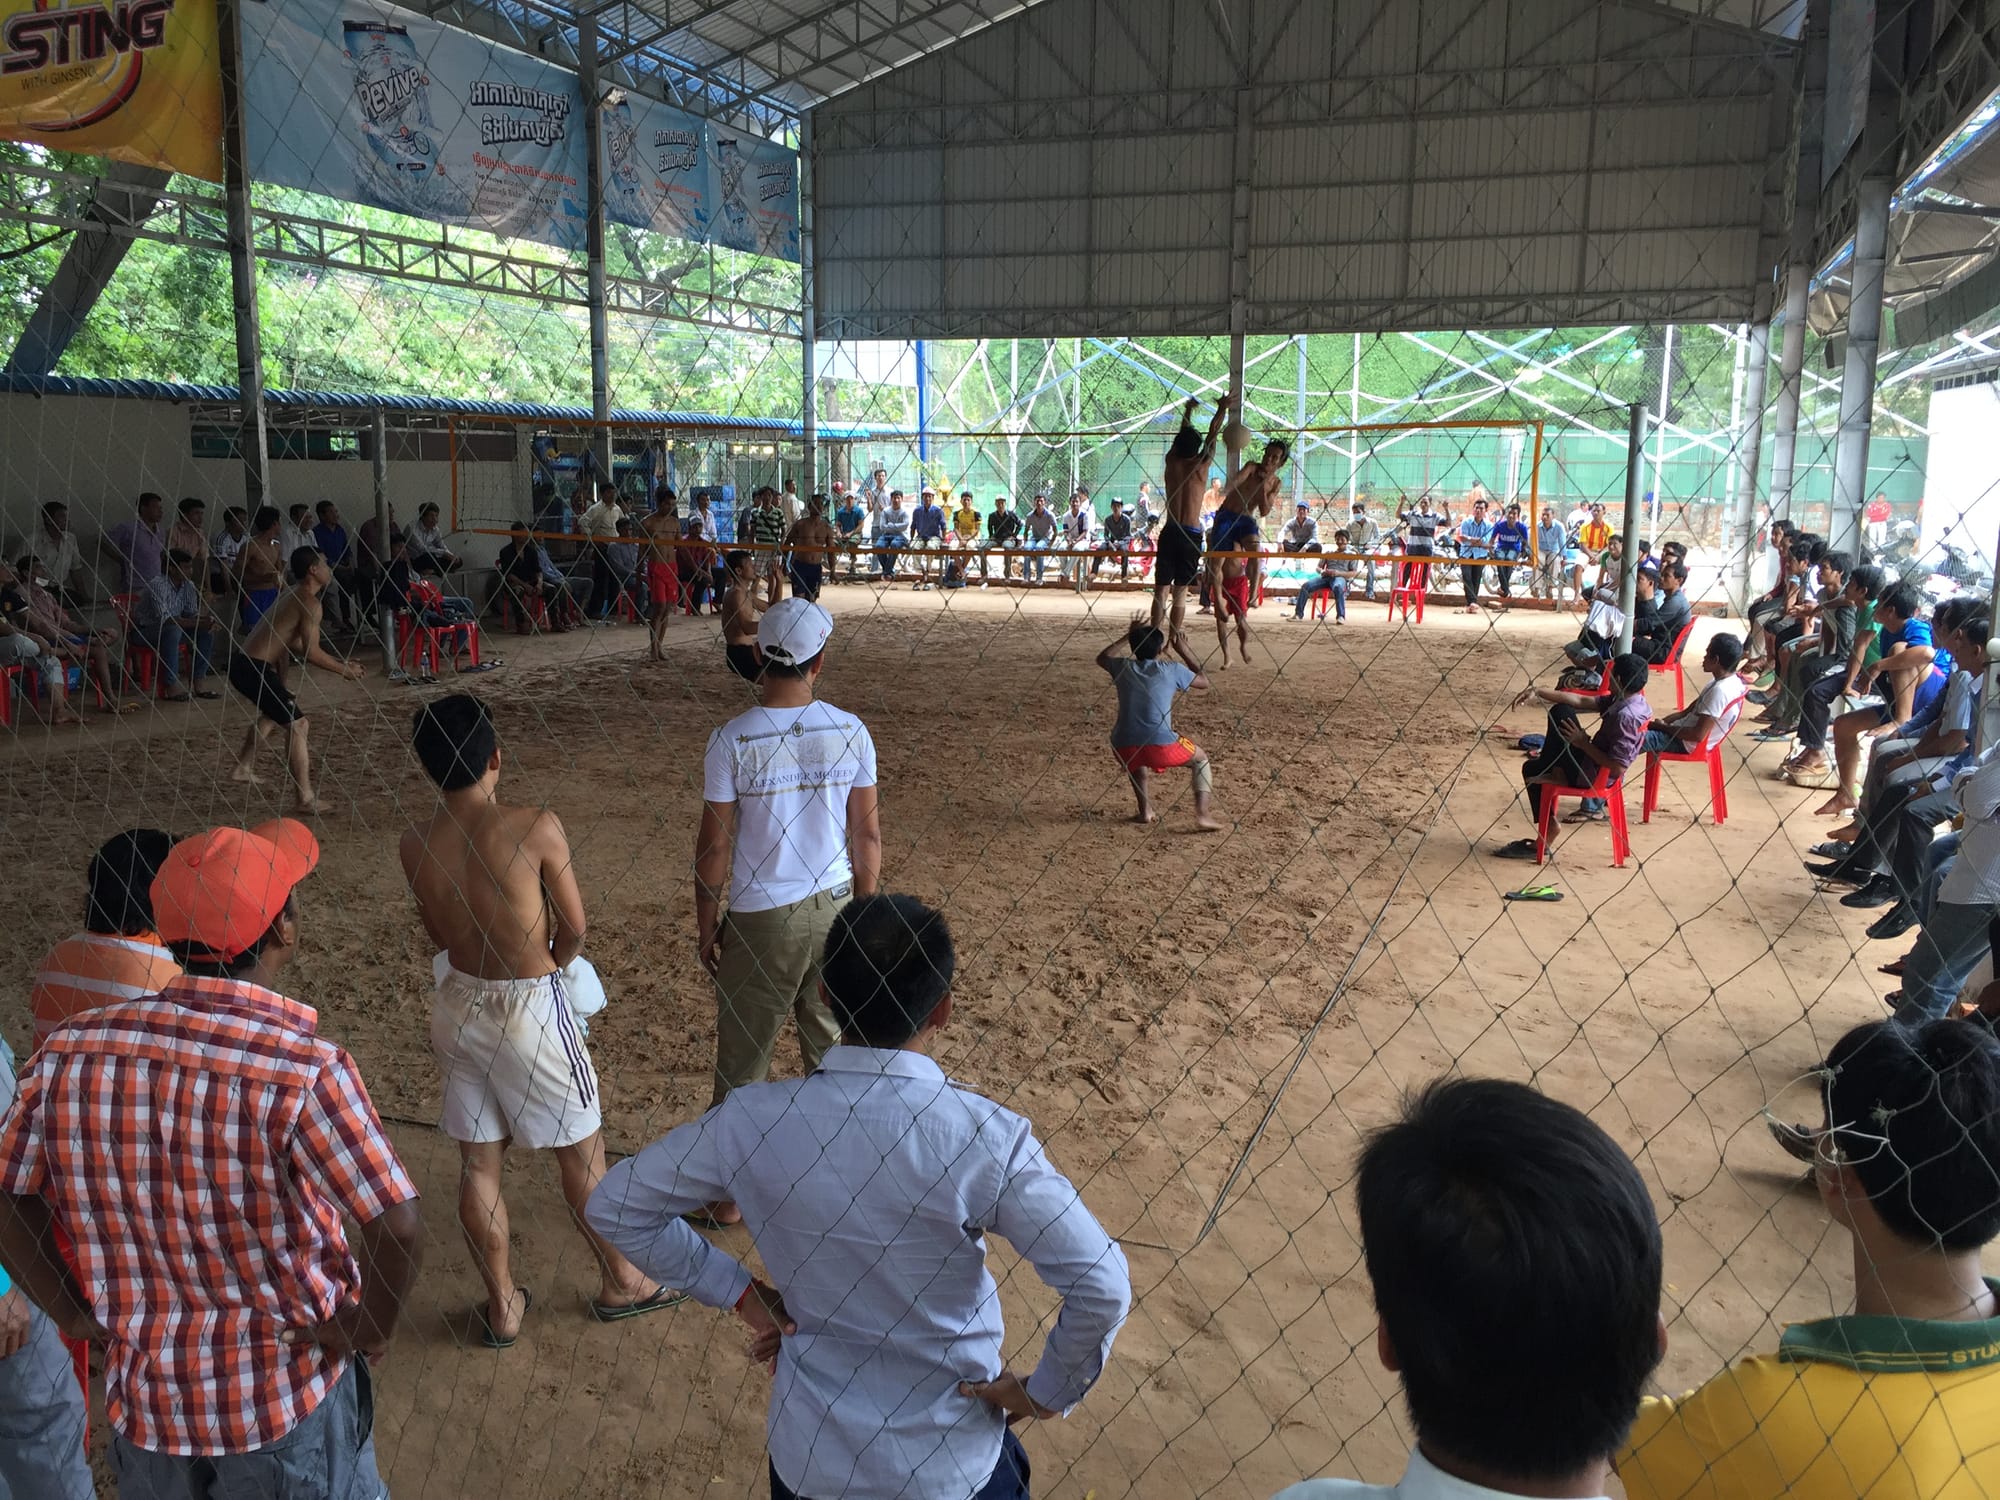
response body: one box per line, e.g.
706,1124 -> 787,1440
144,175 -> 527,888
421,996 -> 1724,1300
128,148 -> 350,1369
430,967 -> 602,1150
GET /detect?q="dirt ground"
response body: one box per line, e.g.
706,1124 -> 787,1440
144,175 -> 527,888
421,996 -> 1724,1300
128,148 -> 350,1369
0,579 -> 1923,1498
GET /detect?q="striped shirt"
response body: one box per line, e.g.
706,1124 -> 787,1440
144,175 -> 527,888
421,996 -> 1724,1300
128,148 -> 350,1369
0,976 -> 418,1455
31,930 -> 182,1044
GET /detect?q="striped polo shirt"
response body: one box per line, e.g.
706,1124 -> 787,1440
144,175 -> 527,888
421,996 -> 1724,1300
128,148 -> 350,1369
31,930 -> 182,1043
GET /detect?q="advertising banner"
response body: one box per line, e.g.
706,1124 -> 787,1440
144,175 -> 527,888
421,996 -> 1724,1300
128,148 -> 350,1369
705,126 -> 798,262
602,89 -> 707,243
242,0 -> 587,250
0,0 -> 224,179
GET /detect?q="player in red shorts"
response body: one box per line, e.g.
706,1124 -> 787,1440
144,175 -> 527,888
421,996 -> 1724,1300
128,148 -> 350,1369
1211,544 -> 1255,668
641,494 -> 681,661
1097,619 -> 1222,830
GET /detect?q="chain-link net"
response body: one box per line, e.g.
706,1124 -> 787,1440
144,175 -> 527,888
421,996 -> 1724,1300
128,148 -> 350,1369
4,0 -> 2000,1494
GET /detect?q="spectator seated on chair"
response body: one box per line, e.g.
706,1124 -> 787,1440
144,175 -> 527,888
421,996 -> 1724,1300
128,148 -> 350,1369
1640,633 -> 1746,758
1803,602 -> 1988,941
1810,583 -> 1955,817
1626,1018 -> 2000,1500
1495,653 -> 1651,859
1272,1076 -> 1663,1500
495,523 -> 569,634
0,557 -> 79,725
14,553 -> 124,710
1565,567 -> 1662,670
1291,542 -> 1350,623
407,503 -> 459,577
1756,555 -> 1863,740
1651,561 -> 1693,655
310,501 -> 358,631
30,829 -> 181,1046
132,549 -> 219,703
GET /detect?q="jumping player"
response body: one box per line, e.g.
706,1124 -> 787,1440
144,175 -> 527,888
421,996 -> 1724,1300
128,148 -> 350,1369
640,490 -> 680,660
1208,434 -> 1289,611
1098,620 -> 1221,830
1154,397 -> 1228,644
227,546 -> 362,815
1213,544 -> 1254,667
400,694 -> 678,1345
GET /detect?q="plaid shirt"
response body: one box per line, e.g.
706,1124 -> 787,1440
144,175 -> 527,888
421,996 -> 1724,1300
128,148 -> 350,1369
0,975 -> 417,1456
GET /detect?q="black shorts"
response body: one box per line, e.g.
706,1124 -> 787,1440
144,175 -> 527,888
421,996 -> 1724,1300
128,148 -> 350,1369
1157,521 -> 1203,588
787,560 -> 823,600
725,642 -> 763,681
229,653 -> 302,726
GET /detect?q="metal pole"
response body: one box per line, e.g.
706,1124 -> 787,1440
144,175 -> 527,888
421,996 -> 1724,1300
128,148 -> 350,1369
579,17 -> 613,479
1768,262 -> 1810,521
1617,402 -> 1647,654
1068,337 -> 1081,497
1830,175 -> 1892,560
1292,334 -> 1307,506
1347,331 -> 1361,506
916,339 -> 930,468
215,0 -> 269,510
1007,338 -> 1019,497
1726,320 -> 1772,611
798,114 -> 817,495
1649,323 -> 1673,539
1225,85 -> 1252,481
372,408 -> 403,681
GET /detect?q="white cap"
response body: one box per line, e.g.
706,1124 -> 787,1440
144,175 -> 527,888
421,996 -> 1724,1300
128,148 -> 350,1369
758,597 -> 833,666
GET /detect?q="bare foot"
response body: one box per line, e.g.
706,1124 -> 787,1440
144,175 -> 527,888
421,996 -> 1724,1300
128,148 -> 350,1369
1128,811 -> 1158,825
292,798 -> 320,817
1192,816 -> 1225,833
1814,792 -> 1856,817
52,709 -> 82,726
229,761 -> 264,786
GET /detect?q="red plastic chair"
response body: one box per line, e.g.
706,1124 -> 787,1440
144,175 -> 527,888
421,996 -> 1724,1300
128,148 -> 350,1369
1534,764 -> 1631,866
111,591 -> 189,698
1641,703 -> 1743,828
1392,560 -> 1429,622
1309,590 -> 1329,620
397,612 -> 482,675
498,589 -> 549,632
0,663 -> 18,727
1656,619 -> 1697,709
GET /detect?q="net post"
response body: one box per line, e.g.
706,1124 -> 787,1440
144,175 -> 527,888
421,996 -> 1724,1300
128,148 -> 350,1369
1528,419 -> 1544,572
579,15 -> 613,480
1224,85 -> 1251,481
1727,320 -> 1772,611
215,0 -> 270,512
1617,402 -> 1647,654
372,407 -> 402,682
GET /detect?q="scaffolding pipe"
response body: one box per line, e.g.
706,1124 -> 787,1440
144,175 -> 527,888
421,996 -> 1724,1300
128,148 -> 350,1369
1348,332 -> 1361,506
916,340 -> 930,468
1649,323 -> 1673,540
798,114 -> 817,495
215,0 -> 269,509
579,16 -> 612,478
1293,335 -> 1308,505
372,408 -> 402,681
1830,176 -> 1893,559
1617,402 -> 1647,654
1726,320 -> 1772,610
1768,262 -> 1810,520
1225,85 -> 1252,480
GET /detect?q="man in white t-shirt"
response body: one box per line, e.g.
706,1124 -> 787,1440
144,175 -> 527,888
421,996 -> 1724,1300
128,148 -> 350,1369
1637,632 -> 1746,757
694,598 -> 882,1224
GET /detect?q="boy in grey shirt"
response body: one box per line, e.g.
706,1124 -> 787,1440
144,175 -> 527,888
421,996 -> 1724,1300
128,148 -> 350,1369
1096,621 -> 1221,831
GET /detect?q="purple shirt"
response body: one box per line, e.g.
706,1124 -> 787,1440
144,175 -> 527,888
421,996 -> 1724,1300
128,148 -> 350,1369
1595,693 -> 1653,772
106,518 -> 165,590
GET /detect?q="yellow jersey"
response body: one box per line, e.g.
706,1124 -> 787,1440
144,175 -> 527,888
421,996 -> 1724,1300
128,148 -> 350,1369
1580,520 -> 1612,553
1618,1289 -> 2000,1499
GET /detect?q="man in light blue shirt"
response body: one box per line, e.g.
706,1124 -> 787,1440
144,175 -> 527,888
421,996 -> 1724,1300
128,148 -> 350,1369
1454,499 -> 1494,613
589,894 -> 1130,1500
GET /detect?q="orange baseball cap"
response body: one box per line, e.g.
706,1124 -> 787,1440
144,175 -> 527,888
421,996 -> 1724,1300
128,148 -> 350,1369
150,819 -> 321,960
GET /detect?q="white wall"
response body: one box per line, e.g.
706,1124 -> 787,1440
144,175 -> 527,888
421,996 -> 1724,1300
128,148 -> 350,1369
0,390 -> 508,580
1919,379 -> 2000,572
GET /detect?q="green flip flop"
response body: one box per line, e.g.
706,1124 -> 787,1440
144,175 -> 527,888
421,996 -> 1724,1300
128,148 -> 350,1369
1503,884 -> 1564,903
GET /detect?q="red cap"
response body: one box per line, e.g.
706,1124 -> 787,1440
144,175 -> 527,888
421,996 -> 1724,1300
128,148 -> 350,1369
150,819 -> 321,961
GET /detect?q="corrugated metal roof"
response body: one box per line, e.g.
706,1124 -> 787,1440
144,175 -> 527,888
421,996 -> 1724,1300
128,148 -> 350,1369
0,372 -> 900,440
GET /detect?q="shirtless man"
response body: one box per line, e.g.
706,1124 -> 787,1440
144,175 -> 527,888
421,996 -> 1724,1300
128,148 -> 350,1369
1154,397 -> 1227,643
639,492 -> 681,660
1208,436 -> 1289,611
400,693 -> 677,1346
226,547 -> 362,814
237,505 -> 286,629
783,496 -> 836,602
721,549 -> 762,681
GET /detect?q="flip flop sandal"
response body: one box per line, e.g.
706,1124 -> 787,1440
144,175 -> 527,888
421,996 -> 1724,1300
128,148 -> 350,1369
1492,839 -> 1539,861
1504,884 -> 1564,902
193,690 -> 221,700
591,1285 -> 690,1323
475,1287 -> 532,1350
